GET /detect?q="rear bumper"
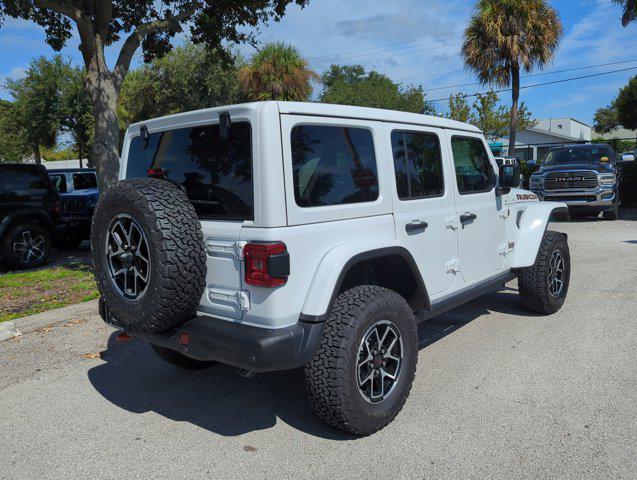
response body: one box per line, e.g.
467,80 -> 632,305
99,298 -> 324,372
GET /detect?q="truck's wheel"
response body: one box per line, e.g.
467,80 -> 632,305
0,222 -> 51,269
304,286 -> 418,436
91,178 -> 207,333
151,345 -> 217,370
518,230 -> 570,314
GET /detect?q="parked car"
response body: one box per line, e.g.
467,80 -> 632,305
93,102 -> 570,436
493,156 -> 519,167
48,168 -> 99,248
0,164 -> 63,269
529,144 -> 623,220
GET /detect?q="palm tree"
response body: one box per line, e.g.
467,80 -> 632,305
239,42 -> 318,102
613,0 -> 636,26
462,0 -> 562,155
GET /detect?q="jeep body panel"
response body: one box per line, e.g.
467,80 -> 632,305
300,238 -> 423,319
510,201 -> 569,268
117,101 -> 565,335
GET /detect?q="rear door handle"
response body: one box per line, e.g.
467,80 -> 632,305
460,213 -> 477,225
405,220 -> 428,234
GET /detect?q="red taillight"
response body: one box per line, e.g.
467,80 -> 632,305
244,242 -> 289,287
147,168 -> 168,178
53,200 -> 62,215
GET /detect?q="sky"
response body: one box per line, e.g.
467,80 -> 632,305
0,0 -> 636,127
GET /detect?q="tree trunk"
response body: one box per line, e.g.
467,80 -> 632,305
507,66 -> 520,156
33,145 -> 41,165
85,70 -> 120,192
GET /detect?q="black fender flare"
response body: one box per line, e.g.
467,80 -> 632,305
300,246 -> 431,323
0,208 -> 54,239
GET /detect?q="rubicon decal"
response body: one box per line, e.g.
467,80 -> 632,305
516,193 -> 538,201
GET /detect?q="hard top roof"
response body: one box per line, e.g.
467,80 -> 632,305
128,101 -> 482,134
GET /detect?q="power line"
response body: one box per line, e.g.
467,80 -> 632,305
306,1 -> 613,64
307,1 -> 616,69
422,59 -> 637,92
427,66 -> 637,102
392,38 -> 637,83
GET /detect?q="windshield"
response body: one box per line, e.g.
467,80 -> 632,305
543,146 -> 614,165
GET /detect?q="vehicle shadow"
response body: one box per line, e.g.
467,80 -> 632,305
87,286 -> 532,440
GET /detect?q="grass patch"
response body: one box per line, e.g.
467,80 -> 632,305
0,263 -> 99,323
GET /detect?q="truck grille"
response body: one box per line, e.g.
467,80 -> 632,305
544,171 -> 598,190
61,197 -> 88,216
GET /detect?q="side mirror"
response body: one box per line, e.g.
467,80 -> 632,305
620,153 -> 635,163
526,159 -> 537,167
497,163 -> 520,195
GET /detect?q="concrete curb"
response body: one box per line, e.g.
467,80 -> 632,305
0,321 -> 19,341
0,299 -> 100,342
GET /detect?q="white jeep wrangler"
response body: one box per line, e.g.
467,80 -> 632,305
93,102 -> 570,436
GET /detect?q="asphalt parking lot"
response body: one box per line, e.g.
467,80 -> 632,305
0,214 -> 635,480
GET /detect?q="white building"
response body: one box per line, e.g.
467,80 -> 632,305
495,117 -> 592,162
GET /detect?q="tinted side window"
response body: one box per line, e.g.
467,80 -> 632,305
1,171 -> 47,197
391,131 -> 444,200
126,122 -> 253,220
49,174 -> 68,193
451,137 -> 495,194
73,173 -> 97,190
291,125 -> 379,207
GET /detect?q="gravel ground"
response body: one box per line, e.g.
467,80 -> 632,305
0,216 -> 635,480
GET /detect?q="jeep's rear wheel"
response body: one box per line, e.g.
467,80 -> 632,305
151,345 -> 217,370
304,286 -> 418,436
518,230 -> 570,314
91,178 -> 207,333
0,223 -> 51,269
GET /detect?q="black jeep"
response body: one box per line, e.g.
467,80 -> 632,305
0,164 -> 63,269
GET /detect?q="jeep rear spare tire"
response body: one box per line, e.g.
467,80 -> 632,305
91,178 -> 206,333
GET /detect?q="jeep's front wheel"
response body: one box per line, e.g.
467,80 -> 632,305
304,286 -> 418,436
518,230 -> 570,314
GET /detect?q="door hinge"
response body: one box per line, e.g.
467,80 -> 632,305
499,208 -> 511,219
445,258 -> 460,274
499,241 -> 515,256
445,216 -> 460,230
237,290 -> 251,311
206,240 -> 247,259
208,287 -> 251,311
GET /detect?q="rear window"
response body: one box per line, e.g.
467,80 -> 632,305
1,170 -> 47,196
126,122 -> 253,220
73,173 -> 97,190
291,125 -> 379,207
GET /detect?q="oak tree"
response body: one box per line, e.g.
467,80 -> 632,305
0,0 -> 307,189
